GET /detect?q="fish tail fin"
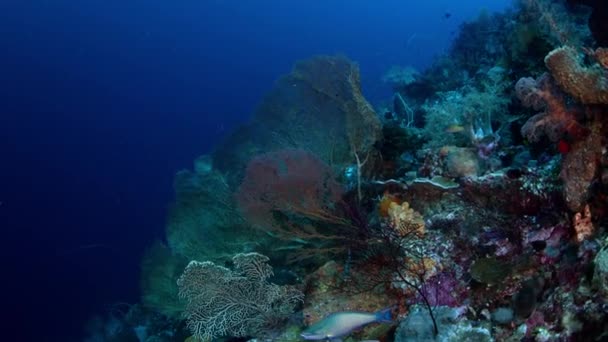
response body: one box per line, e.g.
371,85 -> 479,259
374,306 -> 395,323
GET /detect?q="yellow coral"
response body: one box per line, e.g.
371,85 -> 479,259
387,201 -> 425,237
378,192 -> 401,217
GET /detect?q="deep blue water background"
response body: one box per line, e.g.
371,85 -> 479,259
0,0 -> 511,340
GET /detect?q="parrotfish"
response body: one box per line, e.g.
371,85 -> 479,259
300,307 -> 393,341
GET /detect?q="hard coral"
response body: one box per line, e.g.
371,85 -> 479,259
544,46 -> 608,104
378,192 -> 401,217
387,201 -> 425,237
445,147 -> 479,177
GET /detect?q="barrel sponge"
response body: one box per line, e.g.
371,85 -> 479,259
544,46 -> 608,104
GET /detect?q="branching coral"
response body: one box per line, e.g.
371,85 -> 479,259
177,253 -> 303,340
544,46 -> 608,104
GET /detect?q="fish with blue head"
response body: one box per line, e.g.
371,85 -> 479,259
300,307 -> 394,341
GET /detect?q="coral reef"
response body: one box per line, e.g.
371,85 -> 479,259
121,3 -> 608,341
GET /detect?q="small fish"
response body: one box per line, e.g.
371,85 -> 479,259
444,12 -> 452,19
445,124 -> 465,133
300,307 -> 393,341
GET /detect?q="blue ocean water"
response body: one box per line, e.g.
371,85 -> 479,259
0,1 -> 511,340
